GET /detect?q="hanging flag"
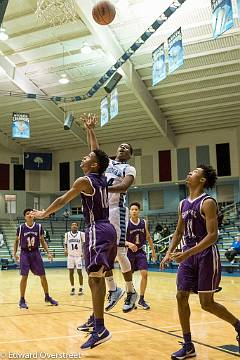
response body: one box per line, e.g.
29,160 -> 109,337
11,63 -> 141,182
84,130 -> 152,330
237,0 -> 240,19
211,0 -> 233,39
24,152 -> 52,170
12,112 -> 30,139
110,88 -> 119,119
152,43 -> 166,86
100,96 -> 109,127
168,28 -> 184,74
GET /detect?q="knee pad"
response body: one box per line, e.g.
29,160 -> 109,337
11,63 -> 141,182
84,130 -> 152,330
116,247 -> 131,273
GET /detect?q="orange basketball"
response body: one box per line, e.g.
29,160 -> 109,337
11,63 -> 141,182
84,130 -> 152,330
92,1 -> 116,25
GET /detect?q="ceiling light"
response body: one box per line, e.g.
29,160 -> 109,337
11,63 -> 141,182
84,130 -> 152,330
59,74 -> 70,84
0,27 -> 8,41
81,42 -> 92,55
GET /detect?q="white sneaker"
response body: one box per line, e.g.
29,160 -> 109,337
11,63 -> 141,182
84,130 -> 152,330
70,288 -> 75,295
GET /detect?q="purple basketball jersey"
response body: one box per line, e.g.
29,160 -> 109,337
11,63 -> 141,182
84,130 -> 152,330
17,223 -> 43,251
81,173 -> 109,225
180,193 -> 217,246
127,218 -> 146,249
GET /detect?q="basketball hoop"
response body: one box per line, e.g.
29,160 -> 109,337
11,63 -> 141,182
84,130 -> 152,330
36,0 -> 78,27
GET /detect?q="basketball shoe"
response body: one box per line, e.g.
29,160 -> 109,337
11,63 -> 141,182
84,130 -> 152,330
171,342 -> 196,359
138,298 -> 150,310
105,287 -> 125,311
78,288 -> 83,295
77,314 -> 94,332
70,288 -> 75,296
122,291 -> 138,313
45,295 -> 58,306
19,298 -> 28,309
80,327 -> 112,350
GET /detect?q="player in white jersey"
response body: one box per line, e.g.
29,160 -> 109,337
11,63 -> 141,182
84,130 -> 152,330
81,113 -> 138,313
64,222 -> 85,295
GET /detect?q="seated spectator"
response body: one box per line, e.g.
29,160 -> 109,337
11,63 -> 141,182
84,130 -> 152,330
153,224 -> 163,243
225,234 -> 240,264
0,232 -> 4,248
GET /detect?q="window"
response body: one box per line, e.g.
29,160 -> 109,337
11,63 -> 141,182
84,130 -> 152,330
34,197 -> 39,210
4,194 -> 16,214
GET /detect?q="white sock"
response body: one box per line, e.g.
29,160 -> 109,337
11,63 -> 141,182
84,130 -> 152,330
126,281 -> 135,293
105,276 -> 117,291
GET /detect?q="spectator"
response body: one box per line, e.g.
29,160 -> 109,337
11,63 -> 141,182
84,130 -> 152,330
161,225 -> 170,239
225,234 -> 240,264
153,224 -> 163,243
0,232 -> 4,247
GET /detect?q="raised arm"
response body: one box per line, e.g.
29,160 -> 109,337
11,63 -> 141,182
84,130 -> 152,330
108,174 -> 135,193
31,177 -> 93,219
81,113 -> 99,151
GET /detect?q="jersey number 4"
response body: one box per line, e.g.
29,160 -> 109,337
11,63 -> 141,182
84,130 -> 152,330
71,244 -> 78,250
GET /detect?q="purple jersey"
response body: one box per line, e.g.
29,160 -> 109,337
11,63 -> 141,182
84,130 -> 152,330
180,193 -> 217,247
81,173 -> 109,225
127,218 -> 146,249
17,223 -> 44,251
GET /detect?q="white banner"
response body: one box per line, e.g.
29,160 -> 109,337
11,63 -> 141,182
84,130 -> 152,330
211,0 -> 233,39
152,43 -> 166,86
110,88 -> 119,119
100,96 -> 109,127
168,28 -> 184,74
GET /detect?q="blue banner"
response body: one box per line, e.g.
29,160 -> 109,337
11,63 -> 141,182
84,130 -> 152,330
24,152 -> 52,170
211,0 -> 233,39
152,43 -> 166,86
237,0 -> 240,19
12,112 -> 30,139
110,88 -> 119,119
100,96 -> 109,127
168,28 -> 184,74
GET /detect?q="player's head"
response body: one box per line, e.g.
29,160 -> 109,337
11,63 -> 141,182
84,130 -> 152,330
71,222 -> 78,232
116,143 -> 133,161
23,208 -> 33,221
186,165 -> 217,190
80,149 -> 109,175
130,201 -> 141,217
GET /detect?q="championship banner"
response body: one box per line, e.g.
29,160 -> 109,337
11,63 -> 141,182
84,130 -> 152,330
152,43 -> 166,86
100,96 -> 109,127
110,88 -> 119,120
12,112 -> 30,139
211,0 -> 233,39
168,28 -> 184,74
237,0 -> 240,19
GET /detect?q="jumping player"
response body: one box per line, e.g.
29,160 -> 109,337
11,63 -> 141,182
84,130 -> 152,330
160,165 -> 240,359
126,202 -> 157,310
81,113 -> 138,313
31,149 -> 117,350
64,222 -> 85,295
13,208 -> 58,309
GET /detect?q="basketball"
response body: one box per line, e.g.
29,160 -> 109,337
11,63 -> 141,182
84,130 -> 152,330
92,1 -> 116,25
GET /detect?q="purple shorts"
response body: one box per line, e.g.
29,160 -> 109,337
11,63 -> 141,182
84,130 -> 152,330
20,250 -> 45,276
127,248 -> 148,272
84,221 -> 117,274
177,244 -> 221,293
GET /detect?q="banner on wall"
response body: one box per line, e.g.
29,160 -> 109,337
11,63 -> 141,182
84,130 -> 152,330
12,112 -> 30,139
211,0 -> 233,39
24,152 -> 52,170
168,28 -> 184,74
152,43 -> 166,86
100,96 -> 109,127
110,87 -> 119,120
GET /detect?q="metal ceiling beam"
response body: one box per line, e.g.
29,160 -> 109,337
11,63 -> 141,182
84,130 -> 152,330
74,0 -> 175,146
0,54 -> 87,147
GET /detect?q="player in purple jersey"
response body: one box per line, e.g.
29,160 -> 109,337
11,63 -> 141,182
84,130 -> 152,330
126,202 -> 156,310
31,149 -> 117,350
81,113 -> 138,314
13,208 -> 58,309
160,165 -> 240,359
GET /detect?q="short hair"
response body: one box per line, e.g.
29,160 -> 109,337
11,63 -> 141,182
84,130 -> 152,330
93,149 -> 109,175
130,201 -> 141,210
71,222 -> 78,226
198,164 -> 217,189
23,208 -> 33,216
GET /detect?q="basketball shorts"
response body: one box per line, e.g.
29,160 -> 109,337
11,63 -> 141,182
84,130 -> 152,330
67,255 -> 83,270
109,206 -> 129,246
177,244 -> 221,293
20,250 -> 45,276
127,248 -> 148,272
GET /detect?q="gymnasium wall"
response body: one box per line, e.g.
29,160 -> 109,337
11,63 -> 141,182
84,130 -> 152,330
0,127 -> 239,218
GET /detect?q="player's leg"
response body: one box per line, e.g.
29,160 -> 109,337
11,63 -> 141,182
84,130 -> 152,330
135,250 -> 150,310
138,270 -> 150,310
69,269 -> 75,295
77,269 -> 83,295
19,252 -> 30,309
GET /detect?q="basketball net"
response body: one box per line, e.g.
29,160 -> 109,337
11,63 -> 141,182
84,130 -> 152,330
36,0 -> 78,27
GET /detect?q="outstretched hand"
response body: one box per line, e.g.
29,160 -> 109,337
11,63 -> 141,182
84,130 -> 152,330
80,113 -> 97,129
30,210 -> 46,219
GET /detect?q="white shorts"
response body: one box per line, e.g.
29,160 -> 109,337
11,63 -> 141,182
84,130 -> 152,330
67,255 -> 83,270
109,206 -> 129,246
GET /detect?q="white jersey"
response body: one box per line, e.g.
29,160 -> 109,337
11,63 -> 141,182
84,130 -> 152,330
105,159 -> 136,208
64,231 -> 85,257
